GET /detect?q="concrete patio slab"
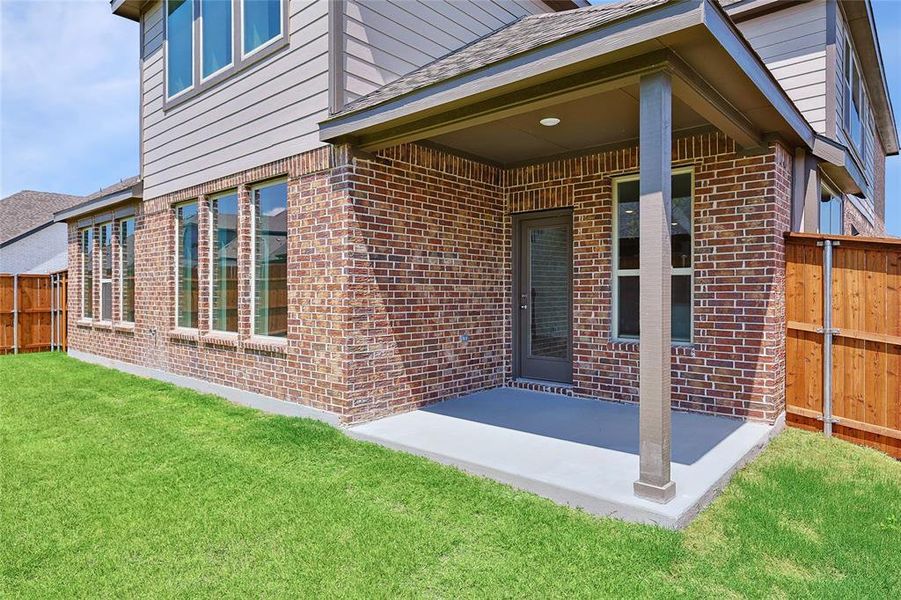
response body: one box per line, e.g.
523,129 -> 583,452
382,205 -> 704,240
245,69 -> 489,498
347,387 -> 782,528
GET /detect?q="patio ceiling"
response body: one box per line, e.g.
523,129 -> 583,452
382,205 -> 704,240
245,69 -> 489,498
319,0 -> 817,164
426,83 -> 708,166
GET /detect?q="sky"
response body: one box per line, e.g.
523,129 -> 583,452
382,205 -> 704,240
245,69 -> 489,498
0,0 -> 900,235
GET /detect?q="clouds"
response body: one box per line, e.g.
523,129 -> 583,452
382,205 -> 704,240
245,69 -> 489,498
0,0 -> 139,197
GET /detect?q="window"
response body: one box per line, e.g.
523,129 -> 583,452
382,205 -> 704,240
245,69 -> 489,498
819,184 -> 843,235
201,0 -> 233,79
166,0 -> 194,98
176,202 -> 199,328
613,171 -> 693,343
99,223 -> 114,321
120,218 -> 136,323
844,37 -> 867,158
210,192 -> 239,332
251,180 -> 287,337
243,0 -> 282,56
81,228 -> 94,319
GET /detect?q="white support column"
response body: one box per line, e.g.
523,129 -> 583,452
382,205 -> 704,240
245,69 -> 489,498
634,70 -> 676,503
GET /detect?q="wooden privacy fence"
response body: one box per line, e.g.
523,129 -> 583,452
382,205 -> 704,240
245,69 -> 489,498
785,233 -> 900,458
0,272 -> 68,355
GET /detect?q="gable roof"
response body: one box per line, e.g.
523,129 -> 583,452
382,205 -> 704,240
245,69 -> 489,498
333,0 -> 670,118
0,190 -> 84,247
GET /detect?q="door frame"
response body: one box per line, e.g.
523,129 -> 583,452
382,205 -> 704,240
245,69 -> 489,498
512,208 -> 574,383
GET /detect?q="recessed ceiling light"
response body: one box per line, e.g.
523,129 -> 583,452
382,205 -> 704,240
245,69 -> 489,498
539,117 -> 561,127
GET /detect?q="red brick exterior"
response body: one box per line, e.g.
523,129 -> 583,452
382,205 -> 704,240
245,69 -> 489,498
68,132 -> 792,424
842,134 -> 888,237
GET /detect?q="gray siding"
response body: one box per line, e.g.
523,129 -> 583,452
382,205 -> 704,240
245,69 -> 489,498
140,0 -> 330,200
339,0 -> 552,105
140,0 -> 554,200
735,0 -> 828,134
834,4 -> 878,210
0,224 -> 69,275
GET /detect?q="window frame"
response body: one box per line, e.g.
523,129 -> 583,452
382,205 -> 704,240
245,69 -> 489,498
98,221 -> 114,323
199,0 -> 234,82
80,227 -> 94,320
164,0 -> 196,101
240,0 -> 285,60
611,167 -> 695,344
208,190 -> 240,333
174,200 -> 200,330
249,177 -> 288,340
163,0 -> 289,110
843,34 -> 868,163
119,217 -> 136,324
818,181 -> 844,236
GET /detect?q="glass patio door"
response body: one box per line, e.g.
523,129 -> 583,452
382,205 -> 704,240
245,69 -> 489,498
515,211 -> 573,383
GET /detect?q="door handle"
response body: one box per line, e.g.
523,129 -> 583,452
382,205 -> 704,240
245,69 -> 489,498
520,293 -> 528,310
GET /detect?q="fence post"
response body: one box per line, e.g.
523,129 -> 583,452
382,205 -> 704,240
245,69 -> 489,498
50,274 -> 56,351
12,274 -> 18,354
820,239 -> 837,437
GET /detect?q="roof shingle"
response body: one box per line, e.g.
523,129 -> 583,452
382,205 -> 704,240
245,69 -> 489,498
0,190 -> 84,246
331,0 -> 671,118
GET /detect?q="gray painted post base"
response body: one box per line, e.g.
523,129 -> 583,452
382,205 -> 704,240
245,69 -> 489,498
633,479 -> 676,503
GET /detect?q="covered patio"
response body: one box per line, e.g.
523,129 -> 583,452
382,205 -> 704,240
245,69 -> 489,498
349,387 -> 778,528
321,0 -> 864,512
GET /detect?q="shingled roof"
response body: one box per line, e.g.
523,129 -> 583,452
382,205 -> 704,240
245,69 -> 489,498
332,0 -> 671,118
0,190 -> 84,246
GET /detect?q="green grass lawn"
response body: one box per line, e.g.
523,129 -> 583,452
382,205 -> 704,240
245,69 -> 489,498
1,354 -> 899,598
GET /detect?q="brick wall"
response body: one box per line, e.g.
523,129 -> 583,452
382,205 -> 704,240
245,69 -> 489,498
843,134 -> 888,237
68,133 -> 793,424
68,146 -> 354,418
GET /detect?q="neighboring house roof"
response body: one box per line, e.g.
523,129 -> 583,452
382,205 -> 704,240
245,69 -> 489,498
0,190 -> 84,248
333,0 -> 670,118
55,176 -> 142,222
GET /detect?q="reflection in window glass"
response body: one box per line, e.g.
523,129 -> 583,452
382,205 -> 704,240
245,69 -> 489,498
100,223 -> 113,321
167,0 -> 194,97
819,186 -> 843,235
81,228 -> 94,319
120,219 -> 136,322
211,193 -> 239,332
243,0 -> 281,55
176,202 -> 199,328
615,172 -> 693,342
202,0 -> 232,78
253,181 -> 288,337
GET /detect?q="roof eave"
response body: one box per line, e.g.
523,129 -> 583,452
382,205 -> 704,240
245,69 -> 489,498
320,0 -> 816,154
111,0 -> 142,22
54,181 -> 143,222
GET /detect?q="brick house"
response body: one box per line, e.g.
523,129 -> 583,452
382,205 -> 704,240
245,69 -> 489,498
60,0 -> 896,504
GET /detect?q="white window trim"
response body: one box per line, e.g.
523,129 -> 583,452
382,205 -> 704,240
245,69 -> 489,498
249,178 -> 288,340
81,228 -> 93,320
118,218 -> 135,323
240,0 -> 285,60
174,201 -> 199,331
164,0 -> 196,100
97,222 -> 114,323
611,167 -> 694,344
208,191 -> 238,332
199,0 -> 235,83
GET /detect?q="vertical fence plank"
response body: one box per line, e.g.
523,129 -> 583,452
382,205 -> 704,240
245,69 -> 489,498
785,233 -> 901,458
